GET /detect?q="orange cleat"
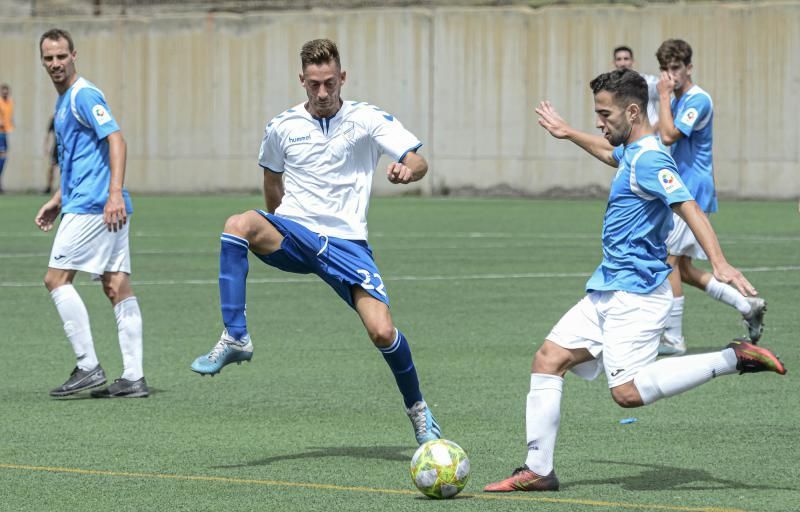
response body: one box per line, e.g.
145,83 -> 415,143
483,466 -> 559,492
727,339 -> 786,375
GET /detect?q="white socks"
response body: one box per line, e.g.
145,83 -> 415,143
705,277 -> 752,315
524,373 -> 563,475
50,286 -> 144,380
662,295 -> 685,344
633,348 -> 738,405
50,284 -> 98,371
114,296 -> 144,381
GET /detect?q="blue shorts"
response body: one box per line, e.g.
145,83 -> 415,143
0,133 -> 7,153
253,210 -> 390,308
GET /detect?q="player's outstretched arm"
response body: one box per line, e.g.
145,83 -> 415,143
535,101 -> 616,167
656,72 -> 682,146
672,200 -> 757,297
35,188 -> 62,232
387,151 -> 427,184
263,168 -> 284,214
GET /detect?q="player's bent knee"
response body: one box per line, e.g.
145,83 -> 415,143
367,323 -> 396,347
532,341 -> 573,376
223,213 -> 253,238
610,383 -> 644,408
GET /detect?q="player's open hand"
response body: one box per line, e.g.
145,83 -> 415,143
35,200 -> 61,232
104,192 -> 127,232
535,101 -> 571,139
386,161 -> 414,184
657,71 -> 675,97
713,262 -> 757,297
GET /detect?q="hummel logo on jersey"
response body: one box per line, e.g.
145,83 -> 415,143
288,133 -> 311,144
610,368 -> 625,377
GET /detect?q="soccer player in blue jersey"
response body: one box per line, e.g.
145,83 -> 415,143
484,69 -> 785,492
190,38 -> 441,445
656,39 -> 766,355
36,29 -> 148,398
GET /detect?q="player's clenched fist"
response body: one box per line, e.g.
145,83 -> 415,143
386,161 -> 413,184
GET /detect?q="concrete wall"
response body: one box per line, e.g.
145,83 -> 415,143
1,3 -> 798,198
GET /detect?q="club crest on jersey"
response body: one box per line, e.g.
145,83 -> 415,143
341,121 -> 355,143
92,104 -> 112,125
658,169 -> 683,194
680,107 -> 698,126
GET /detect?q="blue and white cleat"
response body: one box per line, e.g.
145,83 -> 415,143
406,400 -> 442,445
191,330 -> 253,376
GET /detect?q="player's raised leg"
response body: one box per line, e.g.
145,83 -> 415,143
353,287 -> 441,444
191,211 -> 282,375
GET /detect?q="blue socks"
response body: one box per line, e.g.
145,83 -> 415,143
219,233 -> 249,340
379,329 -> 423,408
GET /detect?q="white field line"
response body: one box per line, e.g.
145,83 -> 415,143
1,266 -> 799,288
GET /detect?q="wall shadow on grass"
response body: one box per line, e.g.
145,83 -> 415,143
211,445 -> 414,469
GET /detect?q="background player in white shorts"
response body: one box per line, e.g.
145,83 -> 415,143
190,39 -> 441,445
36,29 -> 147,398
657,39 -> 766,355
613,45 -> 660,127
483,69 -> 785,493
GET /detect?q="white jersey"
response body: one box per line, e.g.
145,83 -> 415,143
641,73 -> 660,126
258,101 -> 421,240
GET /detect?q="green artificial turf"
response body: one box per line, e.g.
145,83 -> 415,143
0,195 -> 797,512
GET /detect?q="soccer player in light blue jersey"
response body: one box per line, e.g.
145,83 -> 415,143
657,39 -> 766,355
36,29 -> 147,398
484,69 -> 785,493
189,39 -> 441,445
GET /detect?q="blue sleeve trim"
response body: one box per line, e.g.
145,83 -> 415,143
398,143 -> 423,163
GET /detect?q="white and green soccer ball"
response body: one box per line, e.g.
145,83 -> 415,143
410,439 -> 470,499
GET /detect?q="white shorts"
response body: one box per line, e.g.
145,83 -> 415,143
665,213 -> 708,260
546,281 -> 673,388
48,213 -> 131,279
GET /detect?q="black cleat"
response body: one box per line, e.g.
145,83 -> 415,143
50,365 -> 107,397
91,377 -> 149,398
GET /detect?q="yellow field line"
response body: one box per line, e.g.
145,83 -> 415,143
0,463 -> 747,512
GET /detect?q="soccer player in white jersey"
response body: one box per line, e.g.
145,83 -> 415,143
190,39 -> 441,445
656,39 -> 766,356
613,46 -> 660,127
483,69 -> 785,492
36,29 -> 148,398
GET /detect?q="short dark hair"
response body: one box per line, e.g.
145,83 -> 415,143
656,39 -> 692,68
589,68 -> 648,113
40,28 -> 75,56
613,46 -> 633,59
300,38 -> 341,70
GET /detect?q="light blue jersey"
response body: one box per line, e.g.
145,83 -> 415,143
586,135 -> 694,294
670,85 -> 716,213
54,77 -> 132,215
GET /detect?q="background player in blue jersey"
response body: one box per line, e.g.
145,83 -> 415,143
36,29 -> 147,398
190,39 -> 441,445
484,69 -> 785,493
656,39 -> 766,355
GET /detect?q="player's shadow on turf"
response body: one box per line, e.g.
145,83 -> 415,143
211,445 -> 413,468
564,460 -> 798,492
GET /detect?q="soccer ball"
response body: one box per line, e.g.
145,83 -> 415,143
409,439 -> 470,499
